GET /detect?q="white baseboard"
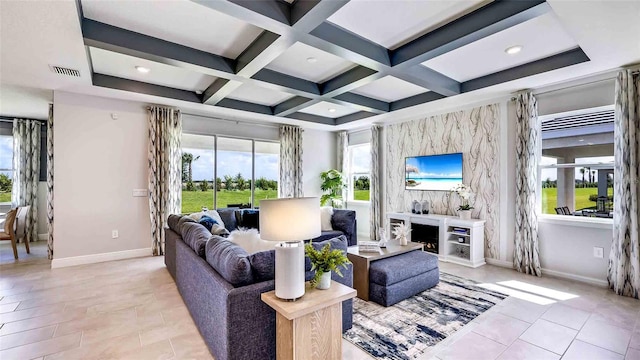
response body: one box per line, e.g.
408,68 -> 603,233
541,268 -> 608,288
51,248 -> 152,269
484,257 -> 608,288
485,258 -> 513,268
38,233 -> 48,241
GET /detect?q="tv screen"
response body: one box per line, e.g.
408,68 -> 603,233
405,153 -> 463,191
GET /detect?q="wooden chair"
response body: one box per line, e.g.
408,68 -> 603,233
0,209 -> 18,259
16,206 -> 31,254
561,206 -> 572,215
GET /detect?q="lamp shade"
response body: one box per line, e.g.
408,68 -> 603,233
259,197 -> 321,241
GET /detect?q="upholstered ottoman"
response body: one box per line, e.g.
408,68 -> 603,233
369,250 -> 439,306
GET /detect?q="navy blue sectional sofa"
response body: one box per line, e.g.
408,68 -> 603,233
214,207 -> 358,246
164,214 -> 354,360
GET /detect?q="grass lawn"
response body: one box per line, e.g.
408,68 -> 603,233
354,190 -> 370,201
0,192 -> 9,203
182,189 -> 277,213
542,187 -> 613,214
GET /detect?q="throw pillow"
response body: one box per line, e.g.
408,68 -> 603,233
188,212 -> 204,222
204,210 -> 226,230
320,206 -> 334,231
241,210 -> 260,230
198,215 -> 218,232
211,223 -> 230,237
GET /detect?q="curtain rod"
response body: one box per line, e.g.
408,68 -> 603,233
180,112 -> 280,129
0,116 -> 47,123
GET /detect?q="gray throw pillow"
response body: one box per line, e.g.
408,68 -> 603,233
205,237 -> 253,287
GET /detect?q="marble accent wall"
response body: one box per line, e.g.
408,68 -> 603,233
385,104 -> 501,259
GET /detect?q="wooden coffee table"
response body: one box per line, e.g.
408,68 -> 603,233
347,241 -> 424,300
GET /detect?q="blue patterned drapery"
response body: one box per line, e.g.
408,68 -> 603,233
12,118 -> 41,244
513,91 -> 542,276
46,104 -> 54,259
370,125 -> 381,240
148,106 -> 182,256
279,125 -> 304,198
608,69 -> 640,298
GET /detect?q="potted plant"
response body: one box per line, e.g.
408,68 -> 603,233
392,222 -> 412,246
320,169 -> 345,207
305,243 -> 351,289
451,183 -> 474,220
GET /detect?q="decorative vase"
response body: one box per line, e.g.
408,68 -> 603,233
459,210 -> 472,220
398,235 -> 408,246
421,200 -> 429,214
411,200 -> 419,213
316,271 -> 332,290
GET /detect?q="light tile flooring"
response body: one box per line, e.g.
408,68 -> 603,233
1,242 -> 639,359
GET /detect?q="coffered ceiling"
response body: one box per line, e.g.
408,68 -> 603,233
1,0 -> 639,128
77,0 -> 590,126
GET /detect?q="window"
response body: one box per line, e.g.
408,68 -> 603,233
347,144 -> 371,202
539,107 -> 614,218
181,133 -> 279,213
0,135 -> 13,204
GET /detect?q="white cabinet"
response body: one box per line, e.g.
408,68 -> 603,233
387,212 -> 486,268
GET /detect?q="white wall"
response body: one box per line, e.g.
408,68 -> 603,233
538,219 -> 611,286
302,129 -> 336,197
53,92 -> 151,260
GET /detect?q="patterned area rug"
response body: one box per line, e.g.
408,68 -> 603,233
343,272 -> 508,360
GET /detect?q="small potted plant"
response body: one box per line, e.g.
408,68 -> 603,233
392,222 -> 412,246
305,243 -> 351,289
451,183 -> 474,220
320,169 -> 346,208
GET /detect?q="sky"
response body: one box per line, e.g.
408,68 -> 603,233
405,153 -> 463,179
349,145 -> 371,174
0,136 -> 12,177
184,147 -> 278,181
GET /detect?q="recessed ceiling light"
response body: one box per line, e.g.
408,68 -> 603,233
328,108 -> 336,113
135,66 -> 150,74
504,45 -> 523,55
306,57 -> 317,64
578,139 -> 584,142
587,142 -> 594,145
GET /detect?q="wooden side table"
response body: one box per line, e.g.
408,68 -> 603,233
261,281 -> 356,360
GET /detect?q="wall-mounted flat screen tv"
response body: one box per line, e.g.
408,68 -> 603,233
405,153 -> 463,191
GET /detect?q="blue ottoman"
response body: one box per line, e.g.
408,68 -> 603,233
369,250 -> 439,306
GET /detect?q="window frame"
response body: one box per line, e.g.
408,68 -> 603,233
346,143 -> 371,203
181,132 -> 279,211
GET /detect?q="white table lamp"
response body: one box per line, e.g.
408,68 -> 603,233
260,197 -> 321,300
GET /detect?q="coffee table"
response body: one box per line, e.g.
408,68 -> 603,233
347,241 -> 424,301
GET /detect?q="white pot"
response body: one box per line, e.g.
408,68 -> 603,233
399,235 -> 408,246
316,271 -> 332,290
459,210 -> 472,220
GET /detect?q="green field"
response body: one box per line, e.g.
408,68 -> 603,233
182,189 -> 277,213
0,192 -> 9,203
542,187 -> 613,214
354,190 -> 370,201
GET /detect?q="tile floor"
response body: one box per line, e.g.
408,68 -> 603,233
0,241 -> 639,359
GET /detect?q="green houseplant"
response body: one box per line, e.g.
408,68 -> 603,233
305,243 -> 351,289
320,169 -> 345,207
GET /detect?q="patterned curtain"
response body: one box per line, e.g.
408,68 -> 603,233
279,125 -> 303,198
11,118 -> 41,243
608,69 -> 640,298
46,105 -> 54,259
148,106 -> 182,256
513,91 -> 542,276
370,125 -> 382,240
337,131 -> 348,208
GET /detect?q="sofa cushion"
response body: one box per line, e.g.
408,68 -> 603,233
205,236 -> 253,287
331,210 -> 355,240
167,214 -> 182,233
249,235 -> 348,282
311,231 -> 344,243
177,216 -> 197,234
320,206 -> 334,231
181,222 -> 211,258
217,208 -> 238,232
369,250 -> 439,286
241,210 -> 260,230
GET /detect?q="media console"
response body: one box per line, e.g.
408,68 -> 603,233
386,212 -> 486,268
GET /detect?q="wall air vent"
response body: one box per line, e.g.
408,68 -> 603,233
49,65 -> 81,77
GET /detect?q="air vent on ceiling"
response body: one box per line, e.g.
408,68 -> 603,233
542,110 -> 614,132
49,65 -> 81,77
